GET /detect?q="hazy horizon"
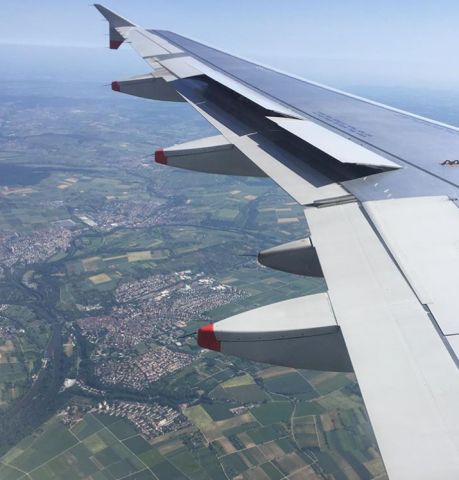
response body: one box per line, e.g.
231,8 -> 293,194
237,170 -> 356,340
2,0 -> 459,90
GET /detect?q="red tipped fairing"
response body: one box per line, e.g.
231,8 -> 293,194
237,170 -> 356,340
154,149 -> 167,165
196,295 -> 352,372
111,81 -> 120,92
106,74 -> 185,102
109,39 -> 123,49
197,323 -> 220,352
150,136 -> 266,176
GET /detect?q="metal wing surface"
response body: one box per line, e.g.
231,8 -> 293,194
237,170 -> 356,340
94,5 -> 459,478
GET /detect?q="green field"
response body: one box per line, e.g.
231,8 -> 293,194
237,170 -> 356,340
0,305 -> 50,407
251,402 -> 293,425
263,372 -> 318,398
211,383 -> 269,403
184,405 -> 214,430
201,403 -> 233,421
1,414 -> 190,480
220,373 -> 254,388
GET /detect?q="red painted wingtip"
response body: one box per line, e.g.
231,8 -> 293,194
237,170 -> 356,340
154,149 -> 168,165
198,323 -> 221,352
111,81 -> 120,92
110,40 -> 123,50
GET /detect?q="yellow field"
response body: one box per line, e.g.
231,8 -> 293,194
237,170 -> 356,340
187,410 -> 257,442
84,433 -> 107,454
214,412 -> 256,431
184,405 -> 214,430
275,452 -> 309,476
308,371 -> 336,387
150,250 -> 169,260
258,366 -> 295,379
214,437 -> 237,454
2,187 -> 34,196
63,340 -> 74,357
0,340 -> 17,364
319,390 -> 362,410
0,356 -> 18,365
127,250 -> 152,262
82,256 -> 101,271
221,373 -> 255,388
220,276 -> 237,284
103,255 -> 127,262
0,340 -> 15,353
88,273 -> 111,284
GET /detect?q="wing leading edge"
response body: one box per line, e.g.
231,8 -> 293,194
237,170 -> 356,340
94,5 -> 459,479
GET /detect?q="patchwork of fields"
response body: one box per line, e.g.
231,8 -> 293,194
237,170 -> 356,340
1,365 -> 384,480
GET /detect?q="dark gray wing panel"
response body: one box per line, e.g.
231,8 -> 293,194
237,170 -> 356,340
154,30 -> 459,199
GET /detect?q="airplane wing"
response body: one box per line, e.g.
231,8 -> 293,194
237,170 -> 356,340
94,5 -> 459,478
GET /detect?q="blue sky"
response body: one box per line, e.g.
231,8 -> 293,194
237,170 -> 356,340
1,0 -> 459,88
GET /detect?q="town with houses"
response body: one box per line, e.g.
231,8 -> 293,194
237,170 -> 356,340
77,271 -> 245,353
95,347 -> 193,392
97,400 -> 190,440
76,270 -> 245,387
66,269 -> 245,441
0,225 -> 73,268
